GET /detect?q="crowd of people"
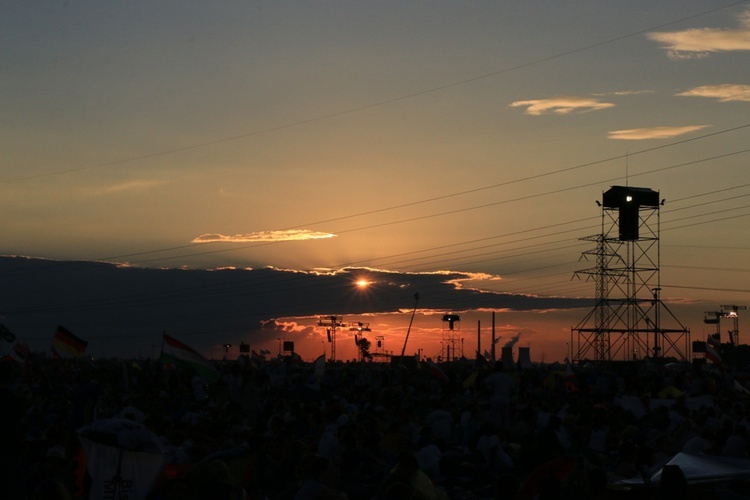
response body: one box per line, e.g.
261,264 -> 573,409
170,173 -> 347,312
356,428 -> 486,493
1,350 -> 750,499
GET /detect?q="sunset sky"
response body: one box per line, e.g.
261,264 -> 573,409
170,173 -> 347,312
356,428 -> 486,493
2,2 -> 750,363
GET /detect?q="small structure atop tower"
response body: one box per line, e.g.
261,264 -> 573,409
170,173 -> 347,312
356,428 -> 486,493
602,185 -> 660,241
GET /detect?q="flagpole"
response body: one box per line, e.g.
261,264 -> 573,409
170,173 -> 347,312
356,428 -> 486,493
159,331 -> 166,362
401,292 -> 419,357
477,320 -> 481,361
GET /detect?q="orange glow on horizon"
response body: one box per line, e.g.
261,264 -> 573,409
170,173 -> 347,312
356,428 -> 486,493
243,308 -> 584,365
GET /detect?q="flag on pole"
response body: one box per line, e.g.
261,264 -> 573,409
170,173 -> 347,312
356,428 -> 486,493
250,349 -> 265,368
160,333 -> 219,383
565,359 -> 580,392
424,358 -> 449,382
463,369 -> 480,389
13,341 -> 30,361
6,341 -> 31,366
0,324 -> 16,343
313,354 -> 326,385
475,350 -> 490,368
52,325 -> 87,357
706,334 -> 724,370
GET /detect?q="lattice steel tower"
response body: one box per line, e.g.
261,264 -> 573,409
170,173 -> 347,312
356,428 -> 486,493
441,314 -> 462,362
319,315 -> 345,361
571,186 -> 689,362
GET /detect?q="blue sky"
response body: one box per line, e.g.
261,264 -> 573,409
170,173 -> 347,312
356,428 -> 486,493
2,2 -> 750,361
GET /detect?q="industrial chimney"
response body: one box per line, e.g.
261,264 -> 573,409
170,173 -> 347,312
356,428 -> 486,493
501,346 -> 514,370
517,347 -> 531,369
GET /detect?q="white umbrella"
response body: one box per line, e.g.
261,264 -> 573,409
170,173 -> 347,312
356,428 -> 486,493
617,452 -> 750,486
78,418 -> 164,500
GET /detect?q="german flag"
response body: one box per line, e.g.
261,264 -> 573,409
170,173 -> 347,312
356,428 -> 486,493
52,325 -> 87,357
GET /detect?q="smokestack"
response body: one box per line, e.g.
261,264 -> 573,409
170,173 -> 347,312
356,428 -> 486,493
491,312 -> 496,362
501,346 -> 514,370
477,320 -> 481,361
518,346 -> 531,369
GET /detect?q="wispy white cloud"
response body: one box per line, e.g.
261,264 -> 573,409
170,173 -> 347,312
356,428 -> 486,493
592,90 -> 655,97
608,125 -> 710,140
93,180 -> 163,195
509,96 -> 615,115
677,84 -> 750,102
191,229 -> 336,243
647,8 -> 750,59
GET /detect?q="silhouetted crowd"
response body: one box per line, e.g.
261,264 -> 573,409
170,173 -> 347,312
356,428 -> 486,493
2,352 -> 750,499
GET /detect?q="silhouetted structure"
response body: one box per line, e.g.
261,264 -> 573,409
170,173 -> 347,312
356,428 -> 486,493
501,346 -> 514,370
442,314 -> 462,361
722,304 -> 746,345
517,346 -> 532,368
319,315 -> 345,361
572,186 -> 689,362
350,321 -> 372,361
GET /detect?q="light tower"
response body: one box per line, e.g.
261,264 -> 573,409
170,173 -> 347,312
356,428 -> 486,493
318,315 -> 344,361
721,305 -> 745,345
571,186 -> 689,362
441,314 -> 462,362
350,321 -> 372,361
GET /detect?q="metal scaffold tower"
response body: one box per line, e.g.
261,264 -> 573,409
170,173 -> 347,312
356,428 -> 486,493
441,314 -> 462,362
571,186 -> 690,362
319,315 -> 345,361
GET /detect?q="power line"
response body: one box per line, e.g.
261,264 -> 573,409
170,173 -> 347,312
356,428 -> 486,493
2,2 -> 746,185
118,144 -> 750,266
2,143 -> 748,317
3,3 -> 750,331
663,285 -> 750,294
6,196 -> 749,319
665,265 -> 750,273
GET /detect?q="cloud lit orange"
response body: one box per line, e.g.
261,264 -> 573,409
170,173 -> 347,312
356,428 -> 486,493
677,84 -> 750,102
509,96 -> 615,115
648,8 -> 750,59
192,230 -> 337,243
608,125 -> 710,140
